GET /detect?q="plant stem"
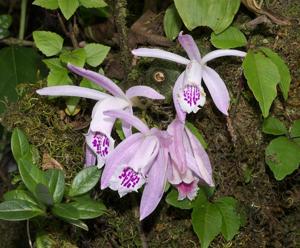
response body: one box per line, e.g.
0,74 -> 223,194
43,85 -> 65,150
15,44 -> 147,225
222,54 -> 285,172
26,220 -> 33,248
19,0 -> 28,40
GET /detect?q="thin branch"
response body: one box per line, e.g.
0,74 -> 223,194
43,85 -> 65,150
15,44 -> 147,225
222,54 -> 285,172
19,0 -> 28,40
0,38 -> 34,46
26,220 -> 33,248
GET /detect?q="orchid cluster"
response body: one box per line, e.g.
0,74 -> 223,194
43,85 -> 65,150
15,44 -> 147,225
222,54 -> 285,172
37,32 -> 246,220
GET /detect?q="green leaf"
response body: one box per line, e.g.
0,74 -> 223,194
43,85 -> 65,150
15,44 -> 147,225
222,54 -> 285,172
185,121 -> 208,149
52,203 -> 79,220
63,218 -> 89,231
18,158 -> 47,195
290,120 -> 300,145
79,0 -> 107,8
115,120 -> 125,141
35,183 -> 54,206
45,169 -> 65,203
58,0 -> 79,20
70,200 -> 106,219
165,189 -> 194,209
192,201 -> 222,248
0,46 -> 43,113
265,137 -> 300,180
80,78 -> 103,91
262,116 -> 287,135
43,58 -> 65,71
84,43 -> 110,67
47,68 -> 72,87
35,232 -> 56,248
68,166 -> 101,197
11,128 -> 30,162
215,197 -> 241,241
242,51 -> 280,117
65,97 -> 80,116
174,0 -> 240,33
163,4 -> 182,40
0,200 -> 44,221
0,14 -> 12,29
4,190 -> 39,206
60,48 -> 86,67
211,26 -> 247,49
33,31 -> 64,57
260,47 -> 291,100
33,0 -> 59,10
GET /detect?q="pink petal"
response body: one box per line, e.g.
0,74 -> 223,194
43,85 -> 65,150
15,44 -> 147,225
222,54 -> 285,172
85,145 -> 96,167
202,66 -> 230,115
67,64 -> 126,98
177,181 -> 199,201
139,148 -> 168,220
121,107 -> 133,137
178,31 -> 201,62
101,133 -> 144,189
173,72 -> 186,122
202,50 -> 246,64
36,85 -> 110,100
132,48 -> 190,65
126,86 -> 165,100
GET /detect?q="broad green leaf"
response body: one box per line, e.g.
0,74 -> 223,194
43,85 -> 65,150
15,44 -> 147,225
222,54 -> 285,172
211,26 -> 247,49
63,218 -> 89,231
35,183 -> 54,206
192,201 -> 222,248
79,0 -> 107,8
65,96 -> 80,116
185,121 -> 207,149
33,0 -> 59,10
35,232 -> 56,248
4,190 -> 38,206
58,0 -> 79,20
265,137 -> 300,180
80,78 -> 103,91
0,200 -> 44,221
11,128 -> 30,162
45,169 -> 65,203
0,14 -> 12,29
68,166 -> 101,197
18,158 -> 47,195
0,46 -> 43,112
47,68 -> 72,86
174,0 -> 240,33
262,116 -> 287,135
52,203 -> 79,220
165,189 -> 194,209
242,51 -> 280,117
290,120 -> 300,145
43,58 -> 65,71
84,43 -> 110,67
260,47 -> 291,100
60,48 -> 86,67
215,197 -> 241,241
70,200 -> 106,219
163,4 -> 182,40
33,31 -> 64,57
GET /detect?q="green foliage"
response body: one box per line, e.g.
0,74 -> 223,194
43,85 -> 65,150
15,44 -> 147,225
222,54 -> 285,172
185,121 -> 208,149
84,43 -> 110,67
35,183 -> 54,206
262,117 -> 287,135
211,26 -> 247,49
11,128 -> 30,162
79,0 -> 107,9
33,0 -> 59,10
4,190 -> 39,206
163,4 -> 182,40
165,189 -> 194,209
0,46 -> 43,113
174,0 -> 240,33
69,200 -> 106,219
58,0 -> 79,20
35,232 -> 56,248
260,47 -> 291,100
33,31 -> 64,56
68,166 -> 101,197
43,58 -> 72,86
265,137 -> 300,180
0,14 -> 12,39
59,48 -> 86,67
45,169 -> 65,203
242,51 -> 280,117
290,120 -> 300,145
52,203 -> 79,220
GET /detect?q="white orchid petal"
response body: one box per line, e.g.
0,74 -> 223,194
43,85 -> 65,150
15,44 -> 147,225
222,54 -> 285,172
178,31 -> 201,61
202,49 -> 246,64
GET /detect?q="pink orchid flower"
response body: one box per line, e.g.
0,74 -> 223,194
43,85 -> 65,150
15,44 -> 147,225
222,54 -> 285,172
132,32 -> 247,121
167,117 -> 213,200
36,64 -> 164,168
101,110 -> 171,220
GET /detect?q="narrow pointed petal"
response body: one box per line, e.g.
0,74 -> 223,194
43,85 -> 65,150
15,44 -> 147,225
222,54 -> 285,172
178,32 -> 201,62
202,66 -> 230,115
101,133 -> 144,188
104,110 -> 150,134
132,48 -> 190,65
126,86 -> 165,100
173,72 -> 186,122
36,85 -> 110,100
202,49 -> 246,64
90,97 -> 129,134
67,64 -> 126,98
140,148 -> 168,220
85,145 -> 96,167
121,107 -> 133,137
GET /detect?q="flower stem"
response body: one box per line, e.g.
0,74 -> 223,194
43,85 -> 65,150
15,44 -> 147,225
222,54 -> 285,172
18,0 -> 28,40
